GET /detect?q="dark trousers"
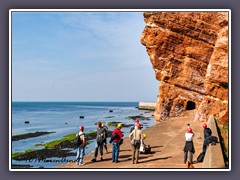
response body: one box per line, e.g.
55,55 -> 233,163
202,139 -> 209,154
184,151 -> 193,164
103,139 -> 108,150
94,141 -> 103,158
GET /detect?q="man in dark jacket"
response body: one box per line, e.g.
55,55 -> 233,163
91,121 -> 106,162
202,123 -> 212,154
111,123 -> 124,163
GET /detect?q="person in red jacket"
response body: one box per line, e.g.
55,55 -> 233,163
111,123 -> 124,163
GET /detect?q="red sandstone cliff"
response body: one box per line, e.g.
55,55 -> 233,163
141,12 -> 229,125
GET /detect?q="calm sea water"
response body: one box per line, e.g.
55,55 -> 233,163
11,102 -> 155,168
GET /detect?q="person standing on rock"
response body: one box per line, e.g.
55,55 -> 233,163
129,123 -> 142,164
111,123 -> 124,163
75,126 -> 87,165
183,127 -> 195,168
91,121 -> 106,162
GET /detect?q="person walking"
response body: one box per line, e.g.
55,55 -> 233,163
91,121 -> 106,162
75,126 -> 86,165
129,123 -> 142,164
183,127 -> 195,168
102,123 -> 109,153
111,123 -> 124,163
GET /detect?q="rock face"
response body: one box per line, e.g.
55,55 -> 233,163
141,12 -> 228,124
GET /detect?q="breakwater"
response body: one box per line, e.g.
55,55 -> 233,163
138,102 -> 156,110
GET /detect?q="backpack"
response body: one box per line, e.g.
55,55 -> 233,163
109,133 -> 118,144
145,146 -> 152,154
74,134 -> 83,147
118,138 -> 123,145
130,126 -> 134,133
103,128 -> 108,138
97,131 -> 106,144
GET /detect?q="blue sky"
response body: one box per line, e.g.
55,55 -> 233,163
12,11 -> 159,102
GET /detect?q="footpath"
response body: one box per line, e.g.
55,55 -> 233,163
57,110 -> 205,169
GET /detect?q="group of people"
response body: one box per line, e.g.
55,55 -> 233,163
183,123 -> 213,168
75,119 -> 214,167
75,119 -> 147,166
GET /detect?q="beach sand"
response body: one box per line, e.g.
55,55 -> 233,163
56,110 -> 205,169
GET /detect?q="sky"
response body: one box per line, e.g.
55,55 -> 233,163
11,11 -> 159,102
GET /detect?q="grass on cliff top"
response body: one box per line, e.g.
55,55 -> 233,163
12,149 -> 36,159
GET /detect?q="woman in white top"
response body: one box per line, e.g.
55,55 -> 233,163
183,128 -> 195,166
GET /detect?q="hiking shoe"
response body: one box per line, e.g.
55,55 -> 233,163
100,157 -> 104,161
115,160 -> 120,163
91,158 -> 96,162
79,163 -> 85,166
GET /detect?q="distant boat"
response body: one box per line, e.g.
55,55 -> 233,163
24,121 -> 30,124
79,116 -> 84,119
109,110 -> 113,112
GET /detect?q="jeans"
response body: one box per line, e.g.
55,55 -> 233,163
94,141 -> 103,158
76,146 -> 85,165
112,142 -> 120,162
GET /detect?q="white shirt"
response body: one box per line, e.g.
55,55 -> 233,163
185,132 -> 194,141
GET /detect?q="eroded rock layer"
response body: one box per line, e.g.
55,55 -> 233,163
141,12 -> 228,124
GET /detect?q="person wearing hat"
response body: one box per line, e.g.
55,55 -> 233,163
203,123 -> 212,140
183,127 -> 195,168
130,119 -> 142,133
202,123 -> 212,154
129,123 -> 142,164
111,123 -> 124,163
139,133 -> 147,153
75,126 -> 86,165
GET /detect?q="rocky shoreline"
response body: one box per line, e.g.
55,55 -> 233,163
12,130 -> 113,165
12,131 -> 55,141
13,149 -> 76,161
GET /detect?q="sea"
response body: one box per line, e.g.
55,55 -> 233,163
11,102 -> 155,168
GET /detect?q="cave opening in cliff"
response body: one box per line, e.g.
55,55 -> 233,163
186,101 -> 195,110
